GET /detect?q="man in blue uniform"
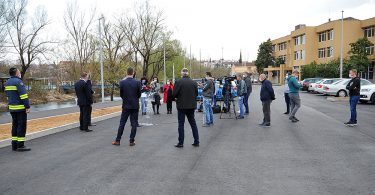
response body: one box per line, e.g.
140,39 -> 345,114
112,67 -> 141,146
74,72 -> 94,132
5,68 -> 31,152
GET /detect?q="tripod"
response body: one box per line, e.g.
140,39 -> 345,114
219,93 -> 237,119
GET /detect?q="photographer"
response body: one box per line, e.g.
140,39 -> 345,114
201,72 -> 214,127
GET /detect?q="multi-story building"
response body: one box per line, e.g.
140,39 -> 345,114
266,17 -> 375,83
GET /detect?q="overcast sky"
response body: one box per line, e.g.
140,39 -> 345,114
28,0 -> 375,62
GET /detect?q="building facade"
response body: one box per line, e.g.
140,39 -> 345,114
266,17 -> 375,83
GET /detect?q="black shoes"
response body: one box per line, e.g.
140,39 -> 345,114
259,123 -> 271,127
236,116 -> 245,119
175,143 -> 183,148
345,121 -> 357,127
192,143 -> 199,147
289,116 -> 299,123
129,142 -> 136,146
16,146 -> 31,152
81,129 -> 93,132
284,112 -> 289,115
89,123 -> 96,126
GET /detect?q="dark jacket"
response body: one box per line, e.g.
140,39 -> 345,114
75,79 -> 93,106
346,77 -> 361,96
173,76 -> 198,109
5,76 -> 30,112
87,79 -> 95,94
119,77 -> 142,110
260,79 -> 275,101
202,78 -> 214,98
244,77 -> 252,94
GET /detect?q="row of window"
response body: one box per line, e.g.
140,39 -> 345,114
294,35 -> 306,46
278,42 -> 287,51
364,27 -> 374,38
318,47 -> 334,58
318,30 -> 334,42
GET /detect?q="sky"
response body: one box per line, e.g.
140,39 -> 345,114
27,0 -> 375,62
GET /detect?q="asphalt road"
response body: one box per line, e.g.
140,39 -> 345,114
1,85 -> 375,195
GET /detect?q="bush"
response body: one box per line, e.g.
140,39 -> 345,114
302,59 -> 351,79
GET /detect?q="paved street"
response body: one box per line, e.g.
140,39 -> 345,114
1,85 -> 375,195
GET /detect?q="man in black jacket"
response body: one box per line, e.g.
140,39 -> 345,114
173,68 -> 199,148
243,73 -> 252,114
74,72 -> 93,132
112,67 -> 142,146
86,74 -> 96,127
345,69 -> 361,127
259,74 -> 275,127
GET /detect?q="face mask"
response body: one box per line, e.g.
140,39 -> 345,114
142,80 -> 146,84
348,74 -> 352,78
167,82 -> 170,85
154,79 -> 157,82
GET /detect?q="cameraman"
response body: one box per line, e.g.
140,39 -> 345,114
201,72 -> 214,127
236,75 -> 247,119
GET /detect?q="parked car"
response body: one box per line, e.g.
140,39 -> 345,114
323,78 -> 373,97
308,79 -> 323,92
315,78 -> 342,94
360,84 -> 375,104
301,78 -> 320,91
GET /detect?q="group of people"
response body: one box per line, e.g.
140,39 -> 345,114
3,65 -> 363,151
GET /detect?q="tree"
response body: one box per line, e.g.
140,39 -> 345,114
63,1 -> 96,73
348,37 -> 374,73
120,1 -> 166,78
255,39 -> 274,73
7,0 -> 51,79
102,18 -> 131,101
275,57 -> 285,67
0,0 -> 12,57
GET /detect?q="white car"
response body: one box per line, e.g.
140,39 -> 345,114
323,78 -> 373,97
360,84 -> 375,104
315,78 -> 342,94
308,79 -> 323,92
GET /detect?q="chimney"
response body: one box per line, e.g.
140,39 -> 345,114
328,18 -> 331,22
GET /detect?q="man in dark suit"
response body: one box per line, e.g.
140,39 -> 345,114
74,72 -> 94,132
112,67 -> 141,146
173,68 -> 199,148
86,74 -> 96,127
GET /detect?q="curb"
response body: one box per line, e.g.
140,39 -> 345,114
0,111 -> 122,149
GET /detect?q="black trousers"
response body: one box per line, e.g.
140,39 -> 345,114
151,102 -> 160,113
262,100 -> 272,124
88,105 -> 92,125
166,99 -> 173,112
284,93 -> 290,113
116,109 -> 138,142
11,111 -> 27,148
177,109 -> 199,145
79,105 -> 90,130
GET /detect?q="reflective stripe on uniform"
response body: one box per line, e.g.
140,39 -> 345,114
5,86 -> 17,91
20,94 -> 29,100
12,136 -> 18,141
17,137 -> 26,142
8,105 -> 26,110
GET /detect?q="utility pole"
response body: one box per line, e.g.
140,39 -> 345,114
189,45 -> 192,78
99,15 -> 105,103
221,47 -> 224,67
340,10 -> 344,78
172,63 -> 175,83
199,49 -> 201,77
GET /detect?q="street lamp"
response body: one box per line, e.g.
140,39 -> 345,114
340,10 -> 344,78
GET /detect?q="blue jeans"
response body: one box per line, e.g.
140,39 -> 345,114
203,97 -> 213,124
349,95 -> 360,123
177,109 -> 199,145
238,96 -> 244,117
141,97 -> 147,113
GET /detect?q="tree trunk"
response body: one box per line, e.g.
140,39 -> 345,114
110,83 -> 115,101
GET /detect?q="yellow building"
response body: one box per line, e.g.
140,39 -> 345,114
266,17 -> 375,83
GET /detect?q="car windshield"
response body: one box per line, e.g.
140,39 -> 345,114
333,79 -> 348,85
361,79 -> 373,86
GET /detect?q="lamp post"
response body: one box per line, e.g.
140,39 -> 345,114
98,15 -> 105,103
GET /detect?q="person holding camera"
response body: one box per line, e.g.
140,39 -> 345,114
202,72 -> 214,127
236,75 -> 247,119
259,74 -> 275,127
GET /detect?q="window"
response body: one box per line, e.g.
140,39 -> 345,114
366,46 -> 374,55
294,51 -> 299,60
301,35 -> 306,44
318,48 -> 326,58
364,27 -> 374,38
318,32 -> 326,42
278,42 -> 287,51
327,47 -> 333,57
272,45 -> 276,52
328,30 -> 334,40
300,50 -> 305,60
294,37 -> 299,45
